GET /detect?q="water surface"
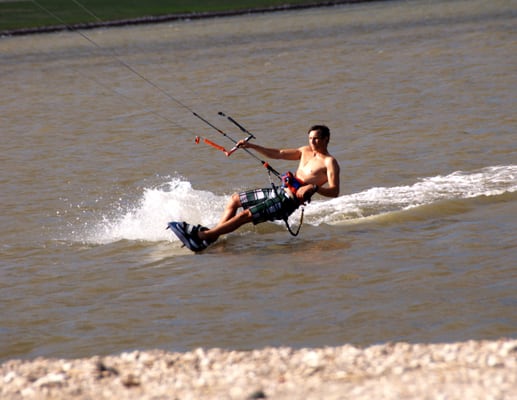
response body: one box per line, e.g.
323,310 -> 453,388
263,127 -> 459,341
1,0 -> 516,361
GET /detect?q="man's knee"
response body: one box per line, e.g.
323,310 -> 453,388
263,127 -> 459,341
238,209 -> 254,224
229,192 -> 241,207
242,208 -> 253,218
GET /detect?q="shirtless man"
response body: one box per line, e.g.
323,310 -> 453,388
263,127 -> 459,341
170,125 -> 340,251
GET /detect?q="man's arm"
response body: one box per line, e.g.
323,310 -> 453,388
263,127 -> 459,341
317,157 -> 340,198
295,156 -> 340,201
240,141 -> 301,160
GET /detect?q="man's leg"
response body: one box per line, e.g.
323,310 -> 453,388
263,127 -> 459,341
197,188 -> 269,243
198,209 -> 253,242
215,193 -> 242,226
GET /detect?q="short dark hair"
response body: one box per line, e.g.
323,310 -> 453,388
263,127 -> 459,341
308,125 -> 330,140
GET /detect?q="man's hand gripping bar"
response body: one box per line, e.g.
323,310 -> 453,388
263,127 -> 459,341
226,134 -> 253,156
195,135 -> 253,157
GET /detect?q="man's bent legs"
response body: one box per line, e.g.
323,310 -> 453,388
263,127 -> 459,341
198,209 -> 253,243
217,193 -> 242,226
196,192 -> 252,243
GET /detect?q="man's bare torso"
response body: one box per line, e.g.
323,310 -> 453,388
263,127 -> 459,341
295,145 -> 333,186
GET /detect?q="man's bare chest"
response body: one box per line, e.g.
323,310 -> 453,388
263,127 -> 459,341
299,156 -> 326,177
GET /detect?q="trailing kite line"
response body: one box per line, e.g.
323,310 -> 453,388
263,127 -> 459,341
31,0 -> 303,235
31,0 -> 192,114
31,0 -> 198,142
32,0 -> 286,177
31,0 -> 281,176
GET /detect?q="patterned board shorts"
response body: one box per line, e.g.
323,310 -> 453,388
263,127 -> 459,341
239,187 -> 299,225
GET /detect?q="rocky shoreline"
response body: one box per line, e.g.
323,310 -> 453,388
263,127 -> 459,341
2,339 -> 516,399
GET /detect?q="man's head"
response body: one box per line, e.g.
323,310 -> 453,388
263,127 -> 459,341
308,125 -> 330,140
308,125 -> 330,152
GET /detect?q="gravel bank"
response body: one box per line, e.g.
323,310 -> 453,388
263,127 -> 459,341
2,339 -> 516,399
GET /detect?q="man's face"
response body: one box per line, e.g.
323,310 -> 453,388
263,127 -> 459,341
308,130 -> 328,152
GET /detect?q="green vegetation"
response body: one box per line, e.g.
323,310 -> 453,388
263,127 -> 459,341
0,0 -> 327,32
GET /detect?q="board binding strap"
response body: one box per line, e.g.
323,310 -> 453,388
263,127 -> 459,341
167,221 -> 212,252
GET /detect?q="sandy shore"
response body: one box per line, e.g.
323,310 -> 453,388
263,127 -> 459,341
2,339 -> 516,399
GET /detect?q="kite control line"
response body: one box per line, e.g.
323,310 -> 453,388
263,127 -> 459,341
31,0 -> 280,178
194,111 -> 282,180
218,111 -> 256,139
225,135 -> 253,156
214,113 -> 305,236
217,112 -> 256,156
32,0 -> 302,236
216,112 -> 282,179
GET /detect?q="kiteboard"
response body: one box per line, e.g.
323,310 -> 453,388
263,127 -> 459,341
167,221 -> 211,252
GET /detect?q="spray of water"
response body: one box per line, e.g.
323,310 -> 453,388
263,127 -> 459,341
79,165 -> 516,244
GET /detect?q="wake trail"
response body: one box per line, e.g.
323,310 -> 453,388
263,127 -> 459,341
74,165 -> 516,244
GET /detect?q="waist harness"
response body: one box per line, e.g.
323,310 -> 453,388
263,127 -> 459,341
281,171 -> 305,197
268,171 -> 305,236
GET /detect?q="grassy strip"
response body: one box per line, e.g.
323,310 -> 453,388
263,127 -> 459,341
0,0 -> 350,32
